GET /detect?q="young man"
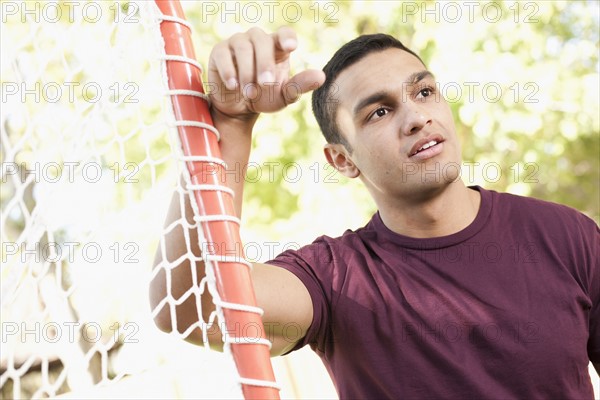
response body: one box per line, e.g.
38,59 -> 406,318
151,27 -> 599,398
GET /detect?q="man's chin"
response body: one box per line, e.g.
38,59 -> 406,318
400,161 -> 461,186
395,177 -> 456,203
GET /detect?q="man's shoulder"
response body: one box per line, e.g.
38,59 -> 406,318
267,215 -> 378,268
304,215 -> 379,252
491,188 -> 592,219
485,187 -> 598,234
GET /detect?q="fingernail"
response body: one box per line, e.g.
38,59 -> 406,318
225,78 -> 237,90
258,71 -> 274,85
281,39 -> 297,50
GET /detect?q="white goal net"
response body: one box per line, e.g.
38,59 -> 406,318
1,1 -> 249,398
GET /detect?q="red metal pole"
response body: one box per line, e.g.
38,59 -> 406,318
155,1 -> 280,398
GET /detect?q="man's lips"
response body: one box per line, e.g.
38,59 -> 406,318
409,135 -> 445,158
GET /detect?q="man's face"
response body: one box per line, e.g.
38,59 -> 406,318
332,48 -> 462,203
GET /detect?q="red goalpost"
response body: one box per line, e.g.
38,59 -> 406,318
155,1 -> 280,398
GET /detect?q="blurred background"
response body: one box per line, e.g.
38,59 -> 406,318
1,0 -> 598,398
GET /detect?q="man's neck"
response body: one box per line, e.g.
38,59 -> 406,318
377,182 -> 481,239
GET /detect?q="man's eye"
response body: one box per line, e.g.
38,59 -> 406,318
417,87 -> 434,99
369,107 -> 389,120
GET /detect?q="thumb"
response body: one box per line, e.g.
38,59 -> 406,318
283,69 -> 326,105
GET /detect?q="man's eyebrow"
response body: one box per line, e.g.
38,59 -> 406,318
352,70 -> 435,117
408,70 -> 435,85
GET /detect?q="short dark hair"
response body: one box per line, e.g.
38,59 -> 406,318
312,34 -> 425,151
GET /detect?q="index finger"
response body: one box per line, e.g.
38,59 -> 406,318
272,26 -> 297,59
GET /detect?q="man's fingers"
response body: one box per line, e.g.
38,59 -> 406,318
229,33 -> 257,92
273,26 -> 297,53
283,69 -> 326,105
209,43 -> 238,90
209,27 -> 317,113
251,26 -> 298,85
248,28 -> 276,85
210,27 -> 300,93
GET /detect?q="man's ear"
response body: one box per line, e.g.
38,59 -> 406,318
324,143 -> 360,178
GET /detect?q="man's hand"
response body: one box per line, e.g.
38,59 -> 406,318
208,26 -> 325,121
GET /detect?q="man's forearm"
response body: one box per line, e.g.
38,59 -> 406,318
149,106 -> 258,345
210,107 -> 258,217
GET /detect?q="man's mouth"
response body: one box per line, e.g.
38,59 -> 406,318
409,136 -> 445,157
413,140 -> 438,155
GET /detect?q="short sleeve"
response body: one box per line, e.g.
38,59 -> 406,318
584,217 -> 600,364
266,238 -> 335,355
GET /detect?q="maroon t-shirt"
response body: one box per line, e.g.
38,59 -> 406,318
267,187 -> 599,399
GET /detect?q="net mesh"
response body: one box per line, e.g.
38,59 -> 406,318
1,1 -> 244,398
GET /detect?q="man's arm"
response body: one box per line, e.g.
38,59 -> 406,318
149,189 -> 313,355
149,27 -> 324,356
